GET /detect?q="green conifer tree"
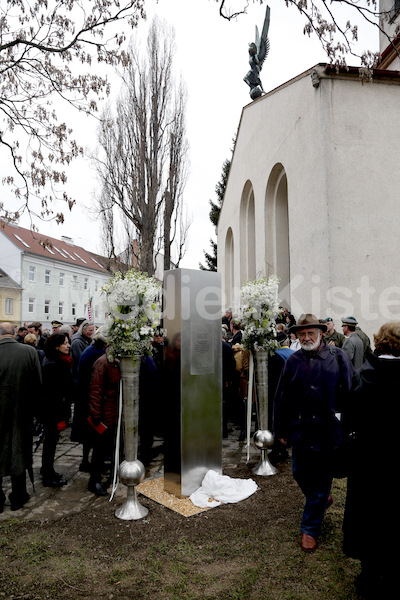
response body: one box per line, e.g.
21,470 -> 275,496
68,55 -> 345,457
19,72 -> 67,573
199,157 -> 231,271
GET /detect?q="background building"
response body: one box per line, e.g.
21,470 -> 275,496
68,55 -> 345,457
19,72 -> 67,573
0,268 -> 21,325
0,222 -> 111,329
217,8 -> 400,340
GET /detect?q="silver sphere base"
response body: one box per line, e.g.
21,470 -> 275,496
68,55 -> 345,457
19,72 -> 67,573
252,450 -> 277,477
115,488 -> 148,521
115,459 -> 148,520
252,430 -> 277,476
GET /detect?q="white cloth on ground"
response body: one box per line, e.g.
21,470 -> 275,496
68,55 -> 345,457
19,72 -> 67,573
189,469 -> 258,508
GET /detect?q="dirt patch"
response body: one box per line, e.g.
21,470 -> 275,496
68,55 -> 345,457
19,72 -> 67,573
0,459 -> 360,600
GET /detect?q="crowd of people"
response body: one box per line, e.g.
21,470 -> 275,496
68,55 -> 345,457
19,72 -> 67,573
220,307 -> 373,444
221,305 -> 399,597
0,317 -> 164,507
1,306 -> 399,597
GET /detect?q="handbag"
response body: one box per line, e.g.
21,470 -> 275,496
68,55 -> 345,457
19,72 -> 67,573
87,415 -> 107,434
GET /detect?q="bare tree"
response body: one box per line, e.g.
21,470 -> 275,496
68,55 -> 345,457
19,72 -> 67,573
94,17 -> 189,276
162,84 -> 190,271
0,0 -> 145,227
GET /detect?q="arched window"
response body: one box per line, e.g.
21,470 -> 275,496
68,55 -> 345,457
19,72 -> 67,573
265,164 -> 290,304
247,194 -> 256,280
224,228 -> 234,307
240,181 -> 256,285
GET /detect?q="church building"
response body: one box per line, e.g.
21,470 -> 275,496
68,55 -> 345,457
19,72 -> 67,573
217,1 -> 400,339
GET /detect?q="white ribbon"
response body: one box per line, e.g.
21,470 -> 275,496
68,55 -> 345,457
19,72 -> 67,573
109,382 -> 123,501
246,352 -> 254,462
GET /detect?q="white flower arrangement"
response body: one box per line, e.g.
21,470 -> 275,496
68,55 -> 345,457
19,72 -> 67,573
102,269 -> 161,361
240,275 -> 280,353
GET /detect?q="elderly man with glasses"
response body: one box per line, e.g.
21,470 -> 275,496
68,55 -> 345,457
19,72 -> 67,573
273,314 -> 353,553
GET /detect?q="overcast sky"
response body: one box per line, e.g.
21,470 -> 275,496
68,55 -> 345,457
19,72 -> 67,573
13,0 -> 378,269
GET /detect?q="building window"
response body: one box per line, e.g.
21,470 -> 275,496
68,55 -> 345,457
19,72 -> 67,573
72,275 -> 78,288
28,298 -> 35,313
84,277 -> 88,290
5,298 -> 13,314
59,272 -> 65,286
44,299 -> 51,315
72,303 -> 76,317
95,280 -> 99,292
29,266 -> 36,282
95,305 -> 99,318
59,301 -> 64,317
45,269 -> 51,284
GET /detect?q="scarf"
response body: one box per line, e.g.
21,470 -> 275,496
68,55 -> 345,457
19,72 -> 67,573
59,353 -> 73,367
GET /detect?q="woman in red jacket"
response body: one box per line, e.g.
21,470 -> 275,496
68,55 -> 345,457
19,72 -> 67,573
87,352 -> 121,496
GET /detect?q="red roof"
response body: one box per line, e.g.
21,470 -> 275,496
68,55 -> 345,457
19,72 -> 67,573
0,221 -> 107,273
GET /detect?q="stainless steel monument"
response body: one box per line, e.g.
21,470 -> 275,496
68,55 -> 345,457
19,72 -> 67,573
163,268 -> 222,498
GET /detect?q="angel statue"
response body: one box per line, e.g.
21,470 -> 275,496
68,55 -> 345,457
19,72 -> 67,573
243,5 -> 271,100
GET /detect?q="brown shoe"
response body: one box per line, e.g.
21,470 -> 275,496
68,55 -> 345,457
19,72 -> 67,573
301,533 -> 317,552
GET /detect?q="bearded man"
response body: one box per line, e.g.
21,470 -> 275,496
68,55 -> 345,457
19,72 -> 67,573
273,314 -> 353,552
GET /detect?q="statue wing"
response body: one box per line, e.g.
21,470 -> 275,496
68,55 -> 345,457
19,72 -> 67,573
257,5 -> 271,70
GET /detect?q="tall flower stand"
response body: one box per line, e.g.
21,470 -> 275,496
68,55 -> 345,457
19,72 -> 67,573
115,356 -> 149,520
252,350 -> 277,477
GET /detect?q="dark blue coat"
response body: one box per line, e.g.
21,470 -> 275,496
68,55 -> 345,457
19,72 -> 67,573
71,341 -> 106,442
273,342 -> 354,451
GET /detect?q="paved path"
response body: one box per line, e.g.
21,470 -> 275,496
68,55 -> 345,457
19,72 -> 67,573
1,426 -> 258,522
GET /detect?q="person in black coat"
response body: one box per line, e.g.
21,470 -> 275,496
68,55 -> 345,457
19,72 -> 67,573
342,321 -> 400,598
229,319 -> 243,346
0,323 -> 41,512
163,333 -> 181,478
138,354 -> 158,466
40,333 -> 74,487
274,314 -> 354,552
15,326 -> 28,343
222,328 -> 236,437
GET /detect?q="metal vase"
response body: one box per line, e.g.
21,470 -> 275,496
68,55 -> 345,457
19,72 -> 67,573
115,355 -> 148,520
252,350 -> 277,476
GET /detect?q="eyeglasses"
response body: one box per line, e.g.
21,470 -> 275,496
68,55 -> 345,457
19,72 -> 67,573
297,329 -> 320,339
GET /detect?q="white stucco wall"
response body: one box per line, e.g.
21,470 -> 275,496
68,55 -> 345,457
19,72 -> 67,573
218,68 -> 332,312
320,74 -> 400,336
218,65 -> 400,340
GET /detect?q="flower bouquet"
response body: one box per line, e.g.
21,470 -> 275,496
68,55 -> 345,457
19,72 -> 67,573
240,275 -> 280,353
103,269 -> 161,361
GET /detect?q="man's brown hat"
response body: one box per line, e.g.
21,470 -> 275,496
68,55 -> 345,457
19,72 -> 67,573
289,313 -> 327,333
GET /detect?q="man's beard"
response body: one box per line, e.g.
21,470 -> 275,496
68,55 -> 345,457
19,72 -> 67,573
300,333 -> 321,352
